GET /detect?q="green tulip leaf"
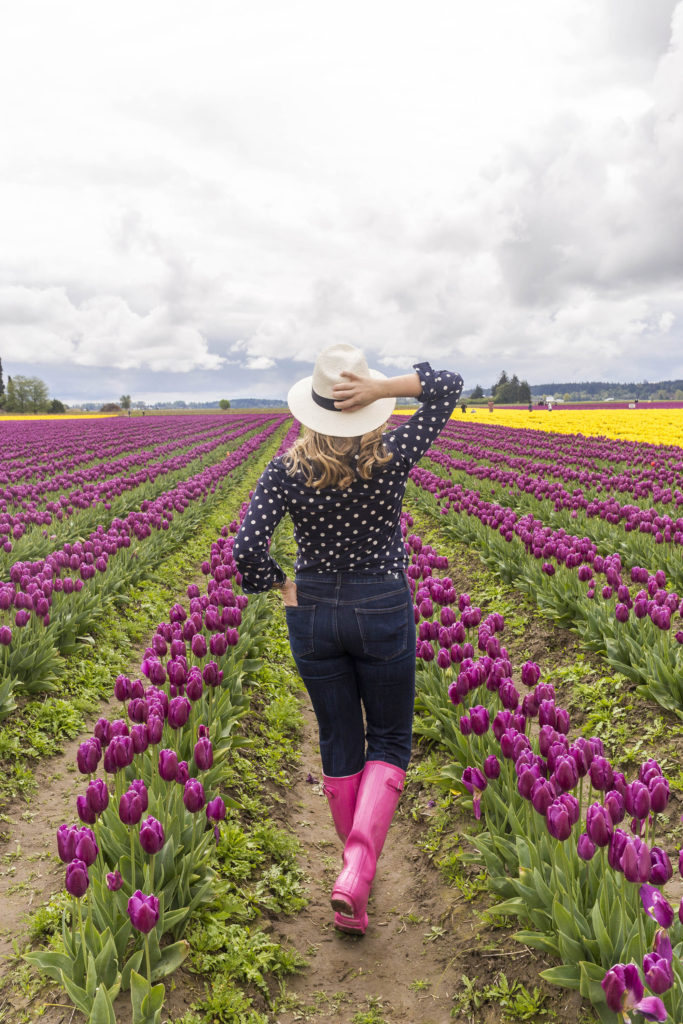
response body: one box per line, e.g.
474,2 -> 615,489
538,964 -> 581,989
60,969 -> 92,1015
88,983 -> 117,1024
149,940 -> 189,982
121,950 -> 144,992
141,981 -> 165,1016
22,949 -> 73,984
85,951 -> 98,999
513,930 -> 559,955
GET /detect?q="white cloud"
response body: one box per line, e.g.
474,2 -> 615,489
0,286 -> 222,373
1,0 -> 682,393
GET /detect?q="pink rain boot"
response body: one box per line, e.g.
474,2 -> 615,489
322,770 -> 367,934
330,760 -> 405,934
322,770 -> 363,845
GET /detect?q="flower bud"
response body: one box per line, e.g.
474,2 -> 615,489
183,778 -> 206,813
158,748 -> 178,781
139,816 -> 165,855
65,858 -> 89,898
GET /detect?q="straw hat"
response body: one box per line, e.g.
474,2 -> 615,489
287,344 -> 396,437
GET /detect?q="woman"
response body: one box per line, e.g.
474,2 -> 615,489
233,344 -> 463,934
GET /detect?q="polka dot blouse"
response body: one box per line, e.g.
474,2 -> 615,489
233,362 -> 464,592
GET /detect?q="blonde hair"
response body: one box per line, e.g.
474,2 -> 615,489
283,425 -> 393,489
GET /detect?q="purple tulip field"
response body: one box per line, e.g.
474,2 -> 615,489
2,410 -> 682,1023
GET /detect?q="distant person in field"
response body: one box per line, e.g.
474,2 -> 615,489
234,345 -> 463,934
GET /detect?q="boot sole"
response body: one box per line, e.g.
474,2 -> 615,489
334,912 -> 367,935
331,893 -> 356,916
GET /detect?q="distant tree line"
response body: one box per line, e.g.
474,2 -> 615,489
528,380 -> 683,401
0,359 -> 65,413
466,376 -> 683,403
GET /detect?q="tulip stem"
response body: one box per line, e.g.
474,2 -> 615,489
144,933 -> 152,984
130,828 -> 137,891
618,873 -> 628,949
71,896 -> 77,951
77,898 -> 86,964
147,854 -> 155,893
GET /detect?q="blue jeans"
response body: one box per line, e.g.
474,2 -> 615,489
285,571 -> 416,777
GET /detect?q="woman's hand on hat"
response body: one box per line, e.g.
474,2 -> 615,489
332,371 -> 382,412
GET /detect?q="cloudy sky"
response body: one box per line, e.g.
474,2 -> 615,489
1,0 -> 682,404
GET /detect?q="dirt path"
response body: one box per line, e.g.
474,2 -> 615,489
270,701 -> 583,1024
0,729 -> 86,963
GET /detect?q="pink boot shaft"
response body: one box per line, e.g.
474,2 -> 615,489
322,770 -> 363,844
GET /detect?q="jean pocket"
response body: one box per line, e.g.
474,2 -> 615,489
355,601 -> 410,661
285,605 -> 316,658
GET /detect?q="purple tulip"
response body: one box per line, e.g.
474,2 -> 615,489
483,755 -> 500,780
114,674 -> 131,701
183,778 -> 206,813
517,764 -> 540,800
175,760 -> 190,785
601,964 -> 666,1021
119,789 -> 143,826
76,740 -> 101,775
589,756 -> 614,791
640,884 -> 674,928
106,870 -> 123,891
555,708 -> 570,734
206,796 -> 226,822
190,628 -> 208,660
127,890 -> 160,933
194,737 -> 214,771
105,734 -> 135,772
158,748 -> 178,782
586,803 -> 613,847
147,715 -> 164,745
436,648 -> 450,669
71,827 -> 98,866
186,668 -> 203,701
649,847 -> 673,886
604,789 -> 626,825
94,717 -> 112,745
129,779 -> 148,812
469,705 -> 490,736
643,952 -> 674,995
85,778 -> 109,815
0,626 -> 12,646
615,603 -> 629,623
552,755 -> 579,794
577,832 -> 596,861
546,798 -> 572,841
210,632 -> 228,657
168,696 -> 191,729
520,661 -> 540,688
622,837 -> 652,883
76,794 -> 97,824
648,776 -> 669,814
461,766 -> 487,820
130,723 -> 149,754
139,816 -> 165,855
202,661 -> 222,687
65,858 -> 89,898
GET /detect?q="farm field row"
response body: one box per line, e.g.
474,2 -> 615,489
0,411 -> 681,1023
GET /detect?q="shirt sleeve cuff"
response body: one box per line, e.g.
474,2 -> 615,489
412,362 -> 435,402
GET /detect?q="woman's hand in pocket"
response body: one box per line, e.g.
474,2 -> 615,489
280,579 -> 298,607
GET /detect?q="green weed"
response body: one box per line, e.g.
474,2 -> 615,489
452,971 -> 551,1022
351,996 -> 388,1024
